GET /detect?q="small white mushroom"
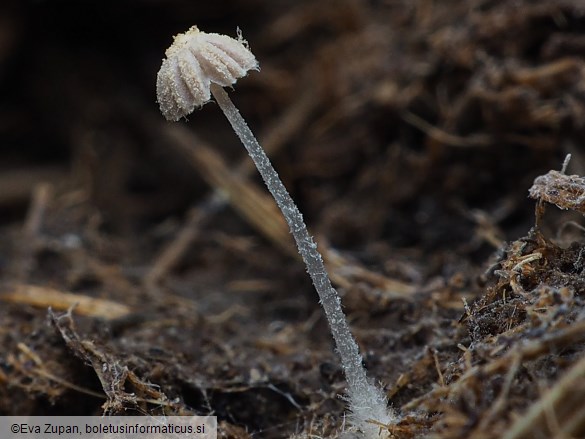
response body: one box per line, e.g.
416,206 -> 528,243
156,26 -> 258,121
156,27 -> 396,437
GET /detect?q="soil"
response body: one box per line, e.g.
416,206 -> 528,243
2,1 -> 585,438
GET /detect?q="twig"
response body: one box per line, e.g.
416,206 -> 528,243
15,183 -> 53,279
474,354 -> 521,434
15,343 -> 105,399
1,284 -> 131,319
433,349 -> 445,387
0,166 -> 66,207
144,198 -> 222,287
401,111 -> 491,147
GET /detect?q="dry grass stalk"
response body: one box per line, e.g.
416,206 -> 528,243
503,353 -> 585,439
0,284 -> 131,319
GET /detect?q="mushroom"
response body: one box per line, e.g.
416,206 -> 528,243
156,26 -> 395,437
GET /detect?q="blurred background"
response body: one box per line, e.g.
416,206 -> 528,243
3,0 -> 582,244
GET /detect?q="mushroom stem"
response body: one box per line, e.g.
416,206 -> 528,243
210,83 -> 393,436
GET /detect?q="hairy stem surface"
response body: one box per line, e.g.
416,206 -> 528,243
211,84 -> 393,436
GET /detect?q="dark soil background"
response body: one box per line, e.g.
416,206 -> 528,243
2,1 -> 585,438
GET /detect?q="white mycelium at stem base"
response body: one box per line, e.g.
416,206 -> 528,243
156,26 -> 395,436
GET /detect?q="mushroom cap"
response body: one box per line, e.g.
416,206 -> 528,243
156,26 -> 259,121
